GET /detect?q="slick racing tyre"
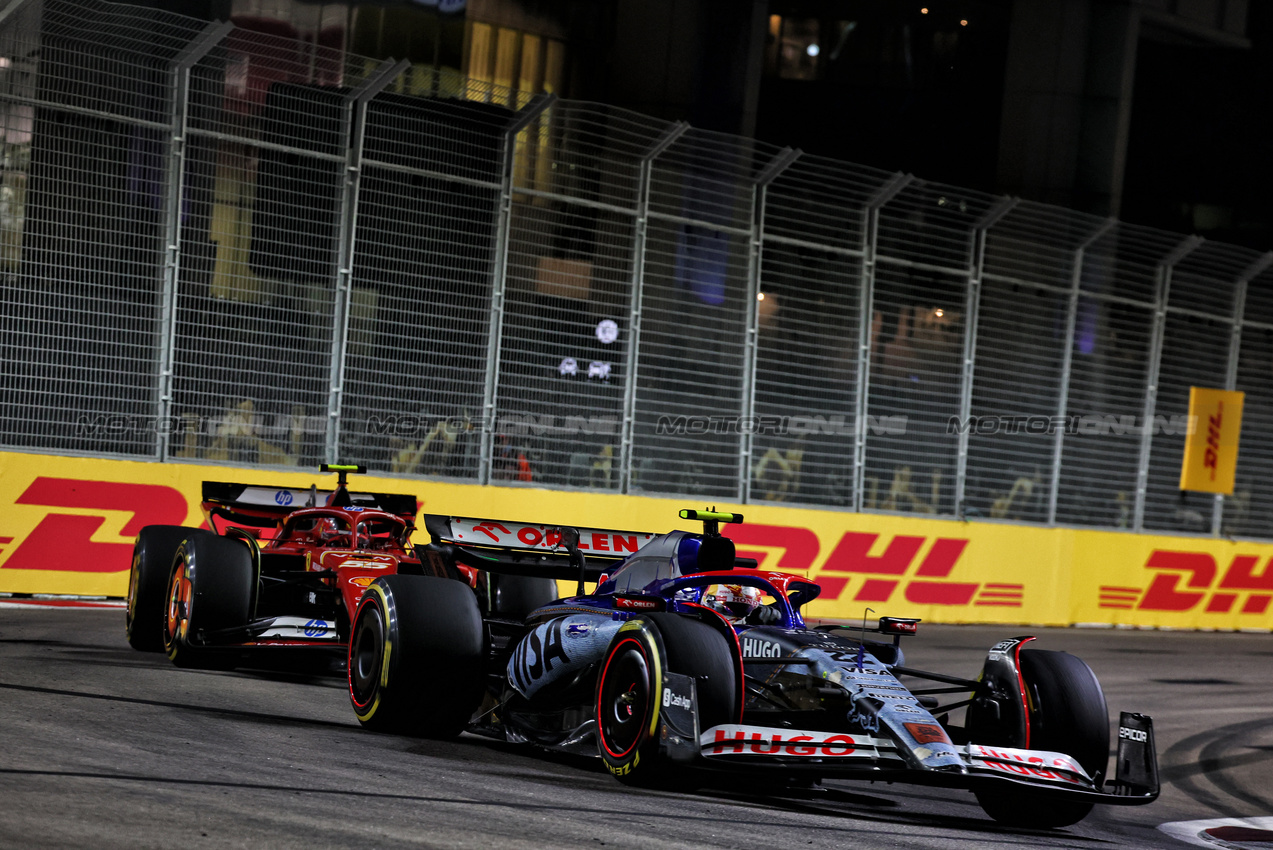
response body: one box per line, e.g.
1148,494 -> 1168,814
489,573 -> 560,621
595,614 -> 737,787
972,649 -> 1109,829
349,575 -> 486,737
162,530 -> 253,670
127,525 -> 195,652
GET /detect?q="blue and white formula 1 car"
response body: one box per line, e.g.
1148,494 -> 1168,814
346,509 -> 1159,828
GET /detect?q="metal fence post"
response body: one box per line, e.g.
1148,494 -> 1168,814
1047,218 -> 1117,524
1214,251 -> 1273,534
739,147 -> 800,503
617,121 -> 688,495
953,196 -> 1017,516
852,172 -> 912,513
1133,235 -> 1202,531
325,58 -> 408,464
478,92 -> 556,484
156,20 -> 232,461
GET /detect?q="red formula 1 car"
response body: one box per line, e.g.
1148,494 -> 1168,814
125,465 -> 508,670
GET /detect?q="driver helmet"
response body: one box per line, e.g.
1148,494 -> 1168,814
705,584 -> 762,621
315,517 -> 344,543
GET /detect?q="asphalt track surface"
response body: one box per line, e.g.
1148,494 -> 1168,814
2,606 -> 1270,850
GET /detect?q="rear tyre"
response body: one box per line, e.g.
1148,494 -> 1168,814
349,575 -> 486,737
489,573 -> 560,620
596,614 -> 737,787
127,525 -> 194,652
972,649 -> 1109,829
162,531 -> 253,670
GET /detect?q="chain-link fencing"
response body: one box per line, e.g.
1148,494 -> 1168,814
4,0 -> 1273,539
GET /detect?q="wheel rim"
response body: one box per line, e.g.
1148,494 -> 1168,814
598,639 -> 650,759
164,560 -> 192,650
350,603 -> 386,706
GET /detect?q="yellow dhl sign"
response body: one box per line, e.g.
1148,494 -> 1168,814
1179,386 -> 1244,495
1,449 -> 1270,630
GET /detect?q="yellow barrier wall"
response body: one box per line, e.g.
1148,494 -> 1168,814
2,450 -> 1271,629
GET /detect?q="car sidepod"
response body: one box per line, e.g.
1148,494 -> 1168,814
506,612 -> 620,702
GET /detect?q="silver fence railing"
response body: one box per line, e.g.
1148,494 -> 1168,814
4,0 -> 1273,539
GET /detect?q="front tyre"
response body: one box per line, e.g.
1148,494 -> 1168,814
162,531 -> 253,670
645,613 -> 737,734
595,615 -> 737,786
127,525 -> 195,652
973,649 -> 1109,829
349,575 -> 485,737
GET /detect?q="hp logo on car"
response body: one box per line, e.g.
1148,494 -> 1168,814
275,490 -> 294,506
303,619 -> 329,637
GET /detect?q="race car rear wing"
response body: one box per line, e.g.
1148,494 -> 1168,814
421,514 -> 654,581
202,481 -> 418,527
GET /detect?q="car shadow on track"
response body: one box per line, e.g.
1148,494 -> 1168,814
0,761 -> 1109,846
2,640 -> 345,682
0,680 -> 357,731
416,734 -> 1101,842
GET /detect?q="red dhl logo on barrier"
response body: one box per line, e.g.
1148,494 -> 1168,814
728,524 -> 1022,608
1,477 -> 188,573
1100,549 -> 1273,615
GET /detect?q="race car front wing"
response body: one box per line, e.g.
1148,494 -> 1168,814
682,711 -> 1159,805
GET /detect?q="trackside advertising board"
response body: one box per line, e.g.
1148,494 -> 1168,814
1,450 -> 1271,630
1179,386 -> 1244,495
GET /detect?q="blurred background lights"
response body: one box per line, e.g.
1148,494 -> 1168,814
806,43 -> 819,57
757,291 -> 779,331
